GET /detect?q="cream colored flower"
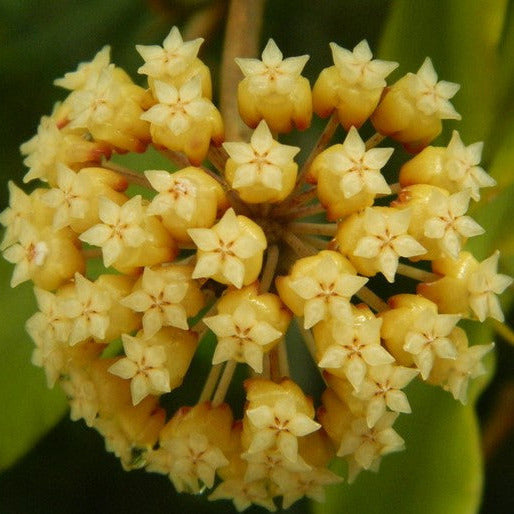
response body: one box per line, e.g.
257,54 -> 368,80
108,333 -> 171,405
29,331 -> 67,389
137,26 -> 203,79
330,40 -> 398,89
355,364 -> 418,427
242,449 -> 310,484
61,369 -> 99,427
246,396 -> 321,462
68,65 -> 120,128
149,432 -> 228,493
423,190 -> 484,258
289,254 -> 368,328
467,251 -> 513,322
0,181 -> 33,250
209,478 -> 277,512
224,120 -> 299,191
189,208 -> 266,288
403,309 -> 460,379
444,131 -> 495,201
26,287 -> 71,346
20,114 -> 63,183
409,58 -> 461,119
235,39 -> 309,96
2,222 -> 49,287
325,127 -> 393,198
440,342 -> 494,404
121,267 -> 189,337
141,77 -> 210,135
62,273 -> 112,345
274,467 -> 342,509
337,412 -> 404,469
79,196 -> 147,267
145,170 -> 198,221
353,207 -> 426,282
41,164 -> 90,230
54,46 -> 111,90
204,302 -> 282,372
317,317 -> 394,391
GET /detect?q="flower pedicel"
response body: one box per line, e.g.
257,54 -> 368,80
2,28 -> 511,511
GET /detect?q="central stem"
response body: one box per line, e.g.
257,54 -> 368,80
220,0 -> 266,140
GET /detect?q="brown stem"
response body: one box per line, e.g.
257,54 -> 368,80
183,0 -> 225,41
365,132 -> 386,150
157,148 -> 191,169
274,187 -> 317,214
290,203 -> 326,220
289,222 -> 338,237
281,230 -> 318,257
207,145 -> 229,173
300,235 -> 329,250
220,0 -> 266,140
102,161 -> 151,189
259,245 -> 279,293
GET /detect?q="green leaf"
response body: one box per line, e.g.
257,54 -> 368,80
315,381 -> 483,514
0,258 -> 67,471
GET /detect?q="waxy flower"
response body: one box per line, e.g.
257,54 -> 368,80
422,190 -> 484,258
400,131 -> 496,201
277,251 -> 368,329
109,334 -> 171,405
355,364 -> 418,427
136,26 -> 211,97
80,196 -> 147,266
121,265 -> 204,338
236,39 -> 311,132
141,77 -> 223,164
224,120 -> 300,203
54,45 -> 111,91
189,208 -> 266,288
246,396 -> 321,462
467,251 -> 513,322
372,58 -> 461,151
337,207 -> 426,282
336,412 -> 405,470
205,301 -> 282,372
309,127 -> 393,218
313,40 -> 398,129
314,310 -> 394,391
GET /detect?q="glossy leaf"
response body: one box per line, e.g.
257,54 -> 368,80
0,258 -> 67,471
315,381 -> 483,514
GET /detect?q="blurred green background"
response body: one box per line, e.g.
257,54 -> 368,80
0,1 -> 513,513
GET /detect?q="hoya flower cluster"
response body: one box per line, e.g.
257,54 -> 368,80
2,27 -> 511,511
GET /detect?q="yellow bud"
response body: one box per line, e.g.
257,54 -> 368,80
417,252 -> 477,316
145,166 -> 229,244
31,227 -> 85,291
371,76 -> 443,153
160,402 -> 234,456
379,294 -> 438,365
139,327 -> 198,391
112,215 -> 178,275
95,274 -> 141,342
399,146 -> 447,188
